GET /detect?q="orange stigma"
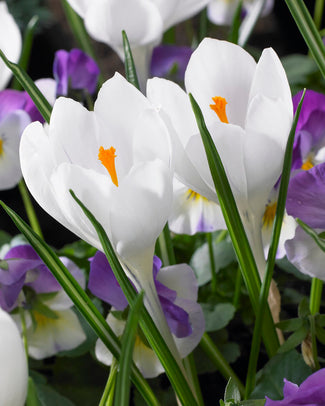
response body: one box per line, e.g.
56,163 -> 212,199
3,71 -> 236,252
98,146 -> 119,187
210,96 -> 229,123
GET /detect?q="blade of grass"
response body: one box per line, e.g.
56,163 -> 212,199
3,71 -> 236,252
239,0 -> 267,47
122,30 -> 140,90
0,200 -> 160,406
114,292 -> 144,406
70,190 -> 199,406
189,93 -> 279,357
285,0 -> 325,79
0,50 -> 52,123
244,90 -> 306,399
228,0 -> 243,44
12,15 -> 39,91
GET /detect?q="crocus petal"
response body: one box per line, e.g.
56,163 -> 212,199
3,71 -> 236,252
293,89 -> 325,133
207,0 -> 239,25
0,110 -> 30,190
0,2 -> 21,90
287,163 -> 325,229
53,50 -> 69,96
24,78 -> 57,123
185,38 -> 256,127
0,308 -> 27,406
169,178 -> 225,235
285,226 -> 325,280
27,308 -> 86,359
161,0 -> 210,31
88,251 -> 128,310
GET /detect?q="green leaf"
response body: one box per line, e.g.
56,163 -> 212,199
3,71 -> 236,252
122,30 -> 140,90
0,200 -> 159,406
33,382 -> 75,406
251,350 -> 312,400
12,15 -> 39,91
114,291 -> 144,406
224,378 -> 241,403
26,377 -> 42,406
190,239 -> 236,286
297,218 -> 325,252
281,54 -> 318,87
201,303 -> 236,332
285,0 -> 325,80
315,325 -> 325,344
0,49 -> 52,123
276,318 -> 304,332
189,93 -> 279,357
298,296 -> 310,318
316,313 -> 325,326
238,401 -> 265,406
227,0 -> 242,44
277,324 -> 309,354
69,190 -> 198,406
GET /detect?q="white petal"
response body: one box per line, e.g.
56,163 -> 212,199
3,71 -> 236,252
248,48 -> 293,117
27,309 -> 86,359
185,38 -> 256,128
0,308 -> 27,406
35,78 -> 57,106
285,227 -> 325,280
109,160 -> 173,273
168,178 -> 225,235
0,110 -> 30,190
162,0 -> 210,31
207,0 -> 239,25
0,2 -> 21,90
64,0 -> 89,18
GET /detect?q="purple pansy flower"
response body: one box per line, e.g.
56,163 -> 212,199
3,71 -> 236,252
89,252 -> 194,338
150,45 -> 192,82
0,244 -> 84,312
53,49 -> 100,96
265,368 -> 325,405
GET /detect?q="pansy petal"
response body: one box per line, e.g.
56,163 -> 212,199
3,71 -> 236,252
287,163 -> 325,229
285,226 -> 325,280
0,90 -> 27,121
27,308 -> 86,359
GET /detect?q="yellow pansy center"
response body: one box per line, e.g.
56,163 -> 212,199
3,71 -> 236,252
186,189 -> 208,202
210,96 -> 229,123
0,139 -> 3,156
98,146 -> 119,187
301,156 -> 314,171
263,202 -> 277,229
33,311 -> 55,328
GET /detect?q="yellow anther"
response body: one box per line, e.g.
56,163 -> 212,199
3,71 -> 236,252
0,139 -> 4,156
301,157 -> 314,171
262,202 -> 277,229
98,146 -> 119,187
210,96 -> 229,123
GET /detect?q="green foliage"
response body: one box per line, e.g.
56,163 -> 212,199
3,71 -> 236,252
201,303 -> 236,332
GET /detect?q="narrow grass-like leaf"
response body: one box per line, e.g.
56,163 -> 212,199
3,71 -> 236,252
228,0 -> 243,44
122,30 -> 140,90
285,0 -> 325,79
189,93 -> 279,357
297,218 -> 325,251
245,90 -> 305,398
0,50 -> 52,123
0,201 -> 159,406
12,15 -> 39,91
26,378 -> 41,406
70,190 -> 198,406
114,291 -> 144,406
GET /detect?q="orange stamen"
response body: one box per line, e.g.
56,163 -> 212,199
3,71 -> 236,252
210,96 -> 229,123
98,146 -> 119,187
301,157 -> 314,171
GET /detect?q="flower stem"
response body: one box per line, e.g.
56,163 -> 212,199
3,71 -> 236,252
309,316 -> 321,371
19,307 -> 29,367
158,223 -> 176,267
183,354 -> 205,406
310,278 -> 323,315
233,267 -> 242,309
314,0 -> 325,30
18,179 -> 43,238
207,233 -> 217,294
199,333 -> 245,397
99,359 -> 118,406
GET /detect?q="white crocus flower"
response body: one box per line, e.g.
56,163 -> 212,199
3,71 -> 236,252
65,0 -> 209,89
0,2 -> 22,89
147,38 -> 293,279
0,308 -> 28,406
20,73 -> 180,361
207,0 -> 274,26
